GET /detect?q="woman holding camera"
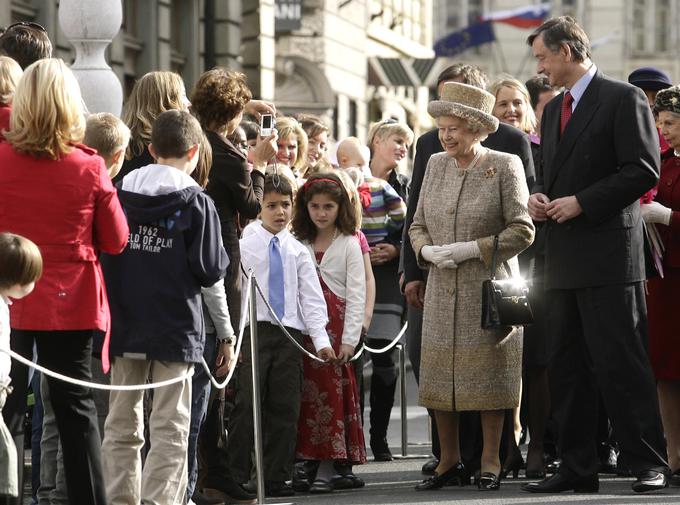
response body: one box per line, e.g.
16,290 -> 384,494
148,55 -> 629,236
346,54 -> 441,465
190,68 -> 276,502
409,82 -> 534,491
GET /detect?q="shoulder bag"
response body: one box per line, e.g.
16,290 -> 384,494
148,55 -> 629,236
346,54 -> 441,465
481,235 -> 533,329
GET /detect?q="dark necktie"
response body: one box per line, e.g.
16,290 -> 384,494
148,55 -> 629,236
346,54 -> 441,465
560,91 -> 574,135
269,236 -> 285,319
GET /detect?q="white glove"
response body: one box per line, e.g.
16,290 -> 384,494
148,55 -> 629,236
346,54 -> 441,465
641,201 -> 672,225
421,245 -> 453,267
440,241 -> 481,264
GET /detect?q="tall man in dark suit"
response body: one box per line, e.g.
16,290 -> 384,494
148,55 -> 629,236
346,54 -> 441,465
401,63 -> 535,474
521,16 -> 670,494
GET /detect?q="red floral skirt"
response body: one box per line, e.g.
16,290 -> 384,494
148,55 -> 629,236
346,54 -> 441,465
295,269 -> 366,463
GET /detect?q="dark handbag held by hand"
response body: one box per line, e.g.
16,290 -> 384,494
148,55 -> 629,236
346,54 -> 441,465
481,236 -> 533,329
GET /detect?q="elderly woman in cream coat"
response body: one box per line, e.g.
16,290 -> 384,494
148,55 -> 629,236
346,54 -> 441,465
409,82 -> 534,491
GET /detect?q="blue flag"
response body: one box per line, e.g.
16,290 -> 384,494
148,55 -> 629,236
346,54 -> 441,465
434,22 -> 495,57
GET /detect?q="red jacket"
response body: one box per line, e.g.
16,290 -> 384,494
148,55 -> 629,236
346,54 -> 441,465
656,148 -> 680,268
0,142 -> 129,333
0,104 -> 10,140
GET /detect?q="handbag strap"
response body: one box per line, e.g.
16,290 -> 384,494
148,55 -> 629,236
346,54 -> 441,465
490,235 -> 499,280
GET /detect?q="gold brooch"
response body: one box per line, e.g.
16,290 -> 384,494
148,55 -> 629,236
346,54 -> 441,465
484,167 -> 497,178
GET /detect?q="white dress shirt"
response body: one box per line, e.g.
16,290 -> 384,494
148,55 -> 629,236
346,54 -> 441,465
239,221 -> 331,351
304,234 -> 366,347
568,63 -> 597,111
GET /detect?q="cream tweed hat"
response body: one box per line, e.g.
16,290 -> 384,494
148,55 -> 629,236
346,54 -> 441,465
428,82 -> 499,134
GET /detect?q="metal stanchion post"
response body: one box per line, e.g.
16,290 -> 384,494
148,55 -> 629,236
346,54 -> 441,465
398,344 -> 408,457
393,342 -> 430,460
248,275 -> 294,504
249,275 -> 266,505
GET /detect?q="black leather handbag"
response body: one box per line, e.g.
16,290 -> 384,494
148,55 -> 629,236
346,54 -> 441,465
481,236 -> 533,329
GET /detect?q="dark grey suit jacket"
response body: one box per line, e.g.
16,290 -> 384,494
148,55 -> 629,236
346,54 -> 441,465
535,71 -> 659,289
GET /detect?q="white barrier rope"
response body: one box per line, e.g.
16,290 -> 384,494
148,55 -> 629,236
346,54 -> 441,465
1,270 -> 408,391
199,270 -> 254,389
253,278 -> 326,363
252,274 -> 408,363
0,347 -> 194,391
361,322 -> 408,355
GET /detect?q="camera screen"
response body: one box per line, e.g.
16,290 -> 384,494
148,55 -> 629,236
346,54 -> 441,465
261,115 -> 272,129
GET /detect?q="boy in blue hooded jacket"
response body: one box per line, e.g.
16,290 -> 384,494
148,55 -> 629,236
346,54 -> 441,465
100,110 -> 228,505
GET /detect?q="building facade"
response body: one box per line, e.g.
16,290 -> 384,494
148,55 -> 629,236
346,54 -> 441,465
0,0 -> 435,144
431,0 -> 680,86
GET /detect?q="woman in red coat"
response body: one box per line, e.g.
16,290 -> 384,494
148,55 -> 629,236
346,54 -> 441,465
641,85 -> 680,485
0,59 -> 128,505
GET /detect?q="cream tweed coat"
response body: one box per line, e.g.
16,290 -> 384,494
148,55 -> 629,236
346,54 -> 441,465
409,149 -> 534,411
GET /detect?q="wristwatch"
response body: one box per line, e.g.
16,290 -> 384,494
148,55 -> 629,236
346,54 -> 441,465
218,335 -> 235,345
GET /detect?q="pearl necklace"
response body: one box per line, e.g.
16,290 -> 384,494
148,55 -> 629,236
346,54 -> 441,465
453,147 -> 487,173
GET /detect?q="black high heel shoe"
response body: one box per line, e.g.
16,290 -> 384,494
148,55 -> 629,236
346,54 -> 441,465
500,450 -> 524,479
478,472 -> 501,491
415,462 -> 470,491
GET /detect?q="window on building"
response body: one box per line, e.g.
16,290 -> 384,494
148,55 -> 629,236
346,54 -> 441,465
170,0 -> 187,75
631,0 -> 672,54
349,99 -> 357,137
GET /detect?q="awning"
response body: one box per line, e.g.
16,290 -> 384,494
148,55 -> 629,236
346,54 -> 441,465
368,57 -> 420,87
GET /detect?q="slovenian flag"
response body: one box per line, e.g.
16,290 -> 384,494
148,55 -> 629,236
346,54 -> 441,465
481,3 -> 550,29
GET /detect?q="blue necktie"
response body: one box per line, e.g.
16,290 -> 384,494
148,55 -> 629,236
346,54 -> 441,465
269,236 -> 285,319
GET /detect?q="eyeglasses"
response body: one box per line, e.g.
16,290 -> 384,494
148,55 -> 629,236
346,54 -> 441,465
4,21 -> 47,33
381,118 -> 398,125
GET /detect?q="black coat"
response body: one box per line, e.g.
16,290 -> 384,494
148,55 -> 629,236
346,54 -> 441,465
536,71 -> 659,289
402,122 -> 535,284
205,130 -> 264,329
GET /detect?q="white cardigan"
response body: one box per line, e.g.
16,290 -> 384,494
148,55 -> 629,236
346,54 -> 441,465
305,234 -> 366,347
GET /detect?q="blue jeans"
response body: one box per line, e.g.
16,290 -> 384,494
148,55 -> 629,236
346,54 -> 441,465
187,335 -> 217,499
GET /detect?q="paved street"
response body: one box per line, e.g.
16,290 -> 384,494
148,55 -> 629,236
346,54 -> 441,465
267,364 -> 680,505
21,359 -> 680,504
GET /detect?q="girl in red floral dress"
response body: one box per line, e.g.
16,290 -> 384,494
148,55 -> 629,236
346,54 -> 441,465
291,172 -> 367,493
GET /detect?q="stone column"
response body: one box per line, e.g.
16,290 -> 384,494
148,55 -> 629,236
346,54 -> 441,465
58,0 -> 124,116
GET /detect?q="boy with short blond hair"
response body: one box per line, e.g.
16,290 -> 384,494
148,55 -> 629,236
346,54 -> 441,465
84,112 -> 131,179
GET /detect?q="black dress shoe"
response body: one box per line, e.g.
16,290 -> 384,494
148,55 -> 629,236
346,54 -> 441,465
415,462 -> 469,490
632,470 -> 668,493
370,437 -> 393,461
477,472 -> 501,491
292,462 -> 310,492
265,481 -> 295,497
598,443 -> 619,474
545,457 -> 561,474
421,457 -> 439,475
521,472 -> 599,493
332,461 -> 365,489
525,468 -> 547,479
671,469 -> 680,487
202,477 -> 257,504
501,449 -> 524,479
309,478 -> 333,493
191,490 -> 224,505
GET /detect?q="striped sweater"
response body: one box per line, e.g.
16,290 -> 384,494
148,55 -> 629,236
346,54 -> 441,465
361,176 -> 406,244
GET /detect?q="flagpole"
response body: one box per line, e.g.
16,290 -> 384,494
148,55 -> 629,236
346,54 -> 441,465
491,23 -> 508,73
515,46 -> 532,78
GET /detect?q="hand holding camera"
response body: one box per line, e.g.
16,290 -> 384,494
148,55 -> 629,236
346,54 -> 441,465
251,114 -> 277,173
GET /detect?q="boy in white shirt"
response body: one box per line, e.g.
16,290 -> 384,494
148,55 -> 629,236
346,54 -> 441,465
0,232 -> 43,499
225,175 -> 335,499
